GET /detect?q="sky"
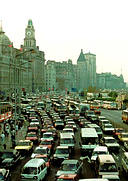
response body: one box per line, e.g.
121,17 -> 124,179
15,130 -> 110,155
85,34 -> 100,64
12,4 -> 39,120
1,0 -> 128,82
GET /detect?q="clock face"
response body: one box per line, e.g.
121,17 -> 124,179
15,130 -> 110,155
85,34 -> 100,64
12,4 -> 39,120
27,31 -> 31,36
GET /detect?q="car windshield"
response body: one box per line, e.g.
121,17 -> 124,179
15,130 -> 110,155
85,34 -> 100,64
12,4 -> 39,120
105,139 -> 116,143
122,134 -> 128,138
105,125 -> 113,128
56,149 -> 68,154
60,139 -> 74,144
62,163 -> 76,171
40,141 -> 51,145
1,152 -> 13,159
99,163 -> 117,172
17,142 -> 31,146
34,149 -> 47,154
43,134 -> 52,138
22,167 -> 37,174
27,134 -> 36,137
93,151 -> 107,156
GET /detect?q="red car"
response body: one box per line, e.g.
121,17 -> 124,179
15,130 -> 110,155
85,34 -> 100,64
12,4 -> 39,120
57,174 -> 78,181
26,132 -> 38,144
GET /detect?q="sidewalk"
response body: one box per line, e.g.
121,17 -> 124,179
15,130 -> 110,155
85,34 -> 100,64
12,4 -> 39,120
0,121 -> 28,151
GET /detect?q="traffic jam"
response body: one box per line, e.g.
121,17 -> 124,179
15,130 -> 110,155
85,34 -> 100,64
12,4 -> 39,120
1,94 -> 128,181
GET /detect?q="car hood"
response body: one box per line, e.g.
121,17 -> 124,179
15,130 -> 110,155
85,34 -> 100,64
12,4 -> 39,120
15,146 -> 31,150
56,170 -> 76,177
54,154 -> 69,158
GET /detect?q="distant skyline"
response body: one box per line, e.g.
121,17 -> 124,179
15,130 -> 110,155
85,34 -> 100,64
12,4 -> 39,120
1,0 -> 128,82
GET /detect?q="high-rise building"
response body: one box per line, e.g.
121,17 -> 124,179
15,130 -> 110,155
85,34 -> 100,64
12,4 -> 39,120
77,49 -> 96,91
22,19 -> 45,92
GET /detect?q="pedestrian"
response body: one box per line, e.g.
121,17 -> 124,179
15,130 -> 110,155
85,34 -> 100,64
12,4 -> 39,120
15,124 -> 18,134
1,132 -> 5,145
11,129 -> 15,141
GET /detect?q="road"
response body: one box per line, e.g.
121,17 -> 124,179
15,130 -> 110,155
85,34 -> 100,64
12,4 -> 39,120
10,109 -> 128,180
101,109 -> 128,131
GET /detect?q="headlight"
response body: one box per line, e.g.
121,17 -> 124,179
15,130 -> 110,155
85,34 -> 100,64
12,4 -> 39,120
33,176 -> 38,179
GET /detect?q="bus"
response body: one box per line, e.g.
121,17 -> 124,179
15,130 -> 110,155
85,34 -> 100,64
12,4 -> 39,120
122,109 -> 128,124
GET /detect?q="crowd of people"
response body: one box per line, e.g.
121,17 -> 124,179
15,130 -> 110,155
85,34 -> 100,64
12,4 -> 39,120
0,116 -> 26,149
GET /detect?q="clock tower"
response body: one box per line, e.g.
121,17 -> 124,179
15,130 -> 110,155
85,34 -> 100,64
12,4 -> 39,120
24,19 -> 36,49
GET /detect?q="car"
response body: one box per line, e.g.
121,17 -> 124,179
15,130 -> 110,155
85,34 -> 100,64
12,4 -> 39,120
100,137 -> 120,152
102,123 -> 115,135
57,174 -> 79,181
27,123 -> 39,133
39,139 -> 53,154
52,146 -> 70,165
113,128 -> 125,138
35,154 -> 51,170
62,128 -> 75,137
25,132 -> 38,144
0,168 -> 10,181
42,132 -> 54,142
118,132 -> 128,144
91,146 -> 109,165
0,150 -> 21,169
31,146 -> 50,158
15,140 -> 33,156
56,159 -> 83,178
54,119 -> 65,129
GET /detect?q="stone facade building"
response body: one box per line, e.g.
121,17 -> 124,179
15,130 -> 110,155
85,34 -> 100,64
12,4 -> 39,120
77,49 -> 96,91
96,72 -> 126,90
0,19 -> 45,100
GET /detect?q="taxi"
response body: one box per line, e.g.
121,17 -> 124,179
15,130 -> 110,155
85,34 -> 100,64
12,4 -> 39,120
57,174 -> 78,181
15,140 -> 33,155
118,132 -> 128,144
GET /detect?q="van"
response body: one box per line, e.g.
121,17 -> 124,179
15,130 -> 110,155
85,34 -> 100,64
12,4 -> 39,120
121,151 -> 128,174
80,128 -> 98,156
60,133 -> 75,153
88,124 -> 103,138
21,158 -> 47,180
95,154 -> 119,178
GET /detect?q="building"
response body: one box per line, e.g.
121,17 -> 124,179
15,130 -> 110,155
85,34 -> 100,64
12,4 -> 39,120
45,60 -> 56,91
77,49 -> 96,91
96,72 -> 126,90
0,19 -> 45,101
22,19 -> 45,93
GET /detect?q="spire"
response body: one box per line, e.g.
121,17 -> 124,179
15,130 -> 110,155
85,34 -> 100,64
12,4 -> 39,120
0,20 -> 4,33
77,49 -> 86,63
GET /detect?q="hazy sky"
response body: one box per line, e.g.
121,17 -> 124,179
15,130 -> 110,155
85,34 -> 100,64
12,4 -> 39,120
1,0 -> 128,82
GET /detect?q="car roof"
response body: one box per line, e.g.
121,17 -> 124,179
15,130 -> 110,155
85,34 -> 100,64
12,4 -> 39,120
24,158 -> 45,167
98,154 -> 115,163
62,159 -> 78,164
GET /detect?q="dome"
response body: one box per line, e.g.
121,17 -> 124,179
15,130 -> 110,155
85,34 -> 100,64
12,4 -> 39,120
0,33 -> 11,45
0,23 -> 11,45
